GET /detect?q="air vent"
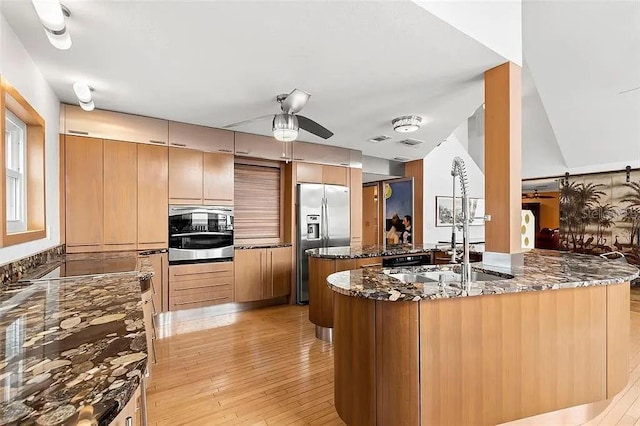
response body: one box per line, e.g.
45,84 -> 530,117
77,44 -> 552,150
397,138 -> 423,147
367,135 -> 392,143
393,156 -> 411,162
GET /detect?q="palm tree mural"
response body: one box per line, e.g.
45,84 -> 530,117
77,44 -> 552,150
622,181 -> 640,246
593,203 -> 616,249
559,181 -> 606,251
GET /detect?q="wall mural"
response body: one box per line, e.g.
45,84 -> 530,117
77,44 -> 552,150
559,169 -> 640,266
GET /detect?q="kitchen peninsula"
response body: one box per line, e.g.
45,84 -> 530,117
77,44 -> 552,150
305,243 -> 483,339
327,249 -> 640,426
0,253 -> 154,425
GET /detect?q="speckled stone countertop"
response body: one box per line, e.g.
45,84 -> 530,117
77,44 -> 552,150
0,254 -> 151,425
306,243 -> 484,259
326,249 -> 640,302
235,243 -> 293,250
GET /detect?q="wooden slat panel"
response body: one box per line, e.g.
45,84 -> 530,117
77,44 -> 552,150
334,292 -> 376,426
375,301 -> 420,425
234,164 -> 281,241
420,287 -> 607,425
607,282 -> 631,397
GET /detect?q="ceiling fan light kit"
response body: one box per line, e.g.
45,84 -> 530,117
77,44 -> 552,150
272,114 -> 299,142
224,88 -> 334,142
392,115 -> 422,133
32,0 -> 72,50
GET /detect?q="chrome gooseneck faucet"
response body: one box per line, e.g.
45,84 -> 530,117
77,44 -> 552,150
450,157 -> 471,289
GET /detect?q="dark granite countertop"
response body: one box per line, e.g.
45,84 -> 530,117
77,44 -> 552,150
326,249 -> 639,301
235,243 -> 293,250
306,243 -> 485,259
0,254 -> 151,425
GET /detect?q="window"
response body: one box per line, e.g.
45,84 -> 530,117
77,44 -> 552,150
5,110 -> 27,233
1,76 -> 46,247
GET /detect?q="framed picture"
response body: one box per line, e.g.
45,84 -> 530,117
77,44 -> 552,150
382,177 -> 414,244
435,196 -> 484,227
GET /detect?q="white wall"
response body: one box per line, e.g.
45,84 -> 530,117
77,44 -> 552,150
0,14 -> 60,264
423,135 -> 485,244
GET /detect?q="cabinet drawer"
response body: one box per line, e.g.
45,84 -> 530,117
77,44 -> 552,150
170,276 -> 234,293
169,262 -> 233,281
169,288 -> 233,310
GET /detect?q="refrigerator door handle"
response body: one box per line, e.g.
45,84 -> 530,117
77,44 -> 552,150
321,197 -> 326,246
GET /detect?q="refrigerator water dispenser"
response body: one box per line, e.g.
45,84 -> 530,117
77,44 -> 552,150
306,215 -> 320,240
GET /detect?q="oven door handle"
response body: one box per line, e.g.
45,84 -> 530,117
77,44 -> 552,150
170,232 -> 232,237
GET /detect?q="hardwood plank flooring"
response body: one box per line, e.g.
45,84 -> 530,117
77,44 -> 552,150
147,305 -> 344,426
148,296 -> 640,425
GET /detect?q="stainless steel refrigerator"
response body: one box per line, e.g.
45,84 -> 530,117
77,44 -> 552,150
296,183 -> 350,304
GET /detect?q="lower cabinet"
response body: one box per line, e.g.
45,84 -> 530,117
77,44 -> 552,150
141,288 -> 156,368
142,252 -> 168,313
234,247 -> 292,303
168,262 -> 234,310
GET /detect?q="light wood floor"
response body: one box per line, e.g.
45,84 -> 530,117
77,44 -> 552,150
147,301 -> 640,426
147,305 -> 345,426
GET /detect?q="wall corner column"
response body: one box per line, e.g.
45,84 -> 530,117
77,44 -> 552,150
484,62 -> 522,267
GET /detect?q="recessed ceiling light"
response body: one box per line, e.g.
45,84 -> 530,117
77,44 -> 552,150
392,115 -> 422,133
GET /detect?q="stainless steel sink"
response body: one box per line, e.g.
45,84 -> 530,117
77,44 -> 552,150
387,270 -> 506,284
387,273 -> 435,283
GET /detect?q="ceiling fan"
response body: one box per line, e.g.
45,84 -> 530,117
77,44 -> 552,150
523,189 -> 555,200
223,89 -> 334,142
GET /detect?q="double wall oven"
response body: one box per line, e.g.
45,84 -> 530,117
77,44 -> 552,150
168,206 -> 234,264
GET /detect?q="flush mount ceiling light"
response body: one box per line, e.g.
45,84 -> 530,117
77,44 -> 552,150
32,0 -> 72,50
272,113 -> 299,142
73,82 -> 94,111
392,115 -> 422,133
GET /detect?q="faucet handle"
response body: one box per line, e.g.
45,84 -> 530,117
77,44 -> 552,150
471,214 -> 491,222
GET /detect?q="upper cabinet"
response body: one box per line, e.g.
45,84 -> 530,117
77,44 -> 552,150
63,104 -> 168,145
234,132 -> 288,161
204,152 -> 234,205
168,121 -> 234,153
296,162 -> 348,186
293,141 -> 351,167
350,168 -> 363,242
138,144 -> 168,249
169,147 -> 203,204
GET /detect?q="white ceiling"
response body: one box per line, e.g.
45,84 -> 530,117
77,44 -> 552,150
0,0 -> 508,161
522,0 -> 640,174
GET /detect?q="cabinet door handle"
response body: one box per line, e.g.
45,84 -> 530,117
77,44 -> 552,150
218,149 -> 233,153
236,150 -> 250,155
170,142 -> 187,147
149,139 -> 165,144
68,129 -> 89,135
125,417 -> 133,426
359,263 -> 382,268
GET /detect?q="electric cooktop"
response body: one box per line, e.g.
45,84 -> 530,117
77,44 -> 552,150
27,257 -> 138,281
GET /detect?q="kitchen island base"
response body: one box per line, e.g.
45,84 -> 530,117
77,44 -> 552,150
315,325 -> 333,342
334,282 -> 630,426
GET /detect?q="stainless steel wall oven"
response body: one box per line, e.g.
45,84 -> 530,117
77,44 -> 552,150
168,206 -> 234,264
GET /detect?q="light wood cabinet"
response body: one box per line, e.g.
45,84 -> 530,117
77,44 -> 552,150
137,144 -> 168,249
296,162 -> 349,185
235,247 -> 292,302
350,167 -> 363,241
293,141 -> 351,166
65,135 -> 104,252
144,252 -> 168,313
204,152 -> 234,205
168,147 -> 203,204
168,121 -> 234,153
234,132 -> 288,161
269,247 -> 292,299
64,104 -> 168,145
103,140 -> 137,251
296,162 -> 323,183
323,165 -> 348,186
234,249 -> 264,303
141,288 -> 156,366
169,262 -> 234,311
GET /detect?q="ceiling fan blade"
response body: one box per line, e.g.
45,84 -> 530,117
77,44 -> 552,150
281,89 -> 310,114
297,115 -> 334,139
223,114 -> 273,129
